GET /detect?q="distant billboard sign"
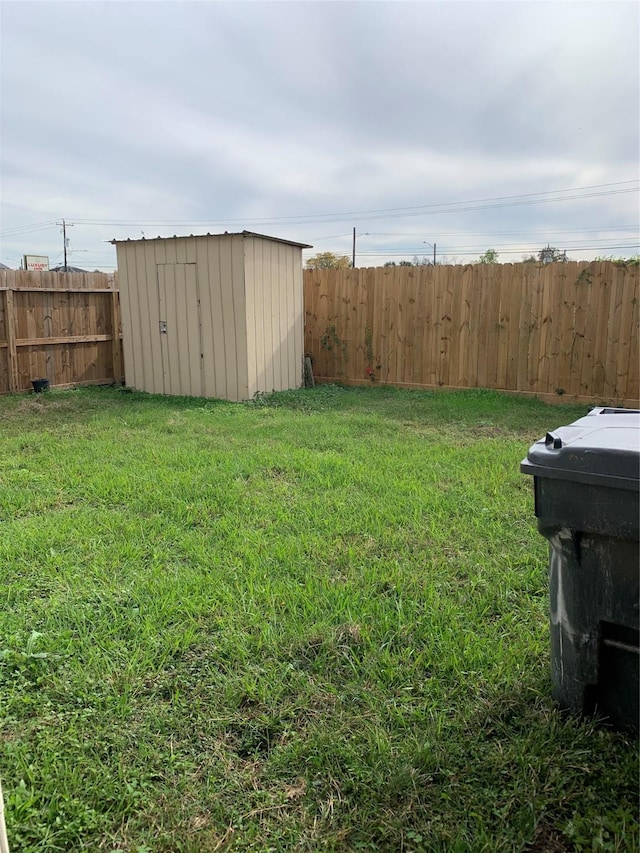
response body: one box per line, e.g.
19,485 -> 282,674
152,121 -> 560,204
23,255 -> 50,271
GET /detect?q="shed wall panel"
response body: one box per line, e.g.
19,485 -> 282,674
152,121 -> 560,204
137,240 -> 159,393
244,240 -> 258,396
198,234 -> 248,401
118,243 -> 141,391
232,238 -> 249,400
143,239 -> 164,394
197,238 -> 226,399
244,237 -> 303,396
287,242 -> 304,389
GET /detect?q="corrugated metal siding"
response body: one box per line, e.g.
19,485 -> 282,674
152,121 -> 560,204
116,232 -> 301,401
193,235 -> 248,401
244,237 -> 303,396
118,240 -> 165,394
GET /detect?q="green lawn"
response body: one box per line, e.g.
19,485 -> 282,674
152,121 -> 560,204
0,385 -> 636,853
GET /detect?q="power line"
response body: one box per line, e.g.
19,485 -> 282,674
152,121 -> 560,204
5,223 -> 633,241
332,243 -> 640,258
306,232 -> 354,241
306,235 -> 640,254
328,189 -> 639,225
305,240 -> 640,253
363,226 -> 639,238
59,181 -> 639,228
0,221 -> 58,238
349,237 -> 640,251
70,190 -> 636,228
2,181 -> 637,241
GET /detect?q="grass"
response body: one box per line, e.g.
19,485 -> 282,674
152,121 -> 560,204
0,384 -> 637,853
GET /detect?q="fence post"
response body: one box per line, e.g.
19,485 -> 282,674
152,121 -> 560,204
4,289 -> 18,392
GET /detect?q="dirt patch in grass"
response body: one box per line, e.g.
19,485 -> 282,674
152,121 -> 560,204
10,395 -> 67,414
466,423 -> 512,438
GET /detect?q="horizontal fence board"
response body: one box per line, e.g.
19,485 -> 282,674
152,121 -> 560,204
0,287 -> 117,294
0,270 -> 117,290
16,334 -> 114,346
304,262 -> 639,407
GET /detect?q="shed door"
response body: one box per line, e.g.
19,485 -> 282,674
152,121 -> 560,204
156,263 -> 203,396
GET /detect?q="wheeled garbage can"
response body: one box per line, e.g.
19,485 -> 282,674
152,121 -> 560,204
521,407 -> 639,732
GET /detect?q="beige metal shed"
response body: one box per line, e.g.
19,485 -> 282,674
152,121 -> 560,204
112,231 -> 311,401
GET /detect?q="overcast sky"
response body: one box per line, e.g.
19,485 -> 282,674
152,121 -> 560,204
1,0 -> 638,270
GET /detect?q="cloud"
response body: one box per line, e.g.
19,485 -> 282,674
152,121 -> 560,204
1,1 -> 637,267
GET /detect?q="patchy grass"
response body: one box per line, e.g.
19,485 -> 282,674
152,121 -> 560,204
0,385 -> 636,853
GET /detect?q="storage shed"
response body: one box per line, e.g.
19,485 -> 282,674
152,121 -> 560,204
112,231 -> 311,401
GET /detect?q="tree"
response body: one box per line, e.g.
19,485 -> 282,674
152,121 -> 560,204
384,256 -> 432,267
306,252 -> 352,270
593,254 -> 640,266
523,245 -> 568,263
539,245 -> 568,263
478,248 -> 499,264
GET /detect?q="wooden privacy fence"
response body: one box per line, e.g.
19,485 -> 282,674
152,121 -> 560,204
304,261 -> 639,407
2,263 -> 638,405
0,269 -> 123,394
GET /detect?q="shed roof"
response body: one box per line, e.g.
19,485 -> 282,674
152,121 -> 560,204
111,230 -> 312,249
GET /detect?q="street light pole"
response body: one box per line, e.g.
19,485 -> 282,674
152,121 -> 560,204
423,241 -> 436,266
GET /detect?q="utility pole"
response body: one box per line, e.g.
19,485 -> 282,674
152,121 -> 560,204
56,219 -> 74,271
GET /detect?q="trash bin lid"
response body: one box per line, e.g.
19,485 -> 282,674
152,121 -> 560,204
521,407 -> 640,490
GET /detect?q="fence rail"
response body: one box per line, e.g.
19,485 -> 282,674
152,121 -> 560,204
304,261 -> 639,407
0,270 -> 122,394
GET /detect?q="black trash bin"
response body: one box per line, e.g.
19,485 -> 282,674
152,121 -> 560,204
32,378 -> 50,393
521,407 -> 639,732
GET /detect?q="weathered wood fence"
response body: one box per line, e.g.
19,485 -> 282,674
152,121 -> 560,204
304,261 -> 639,407
0,270 -> 122,394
